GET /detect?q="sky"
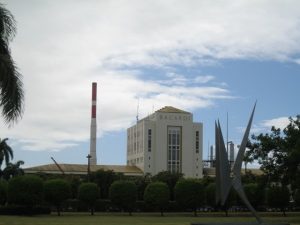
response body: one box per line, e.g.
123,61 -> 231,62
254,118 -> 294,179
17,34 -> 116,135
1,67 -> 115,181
1,0 -> 300,169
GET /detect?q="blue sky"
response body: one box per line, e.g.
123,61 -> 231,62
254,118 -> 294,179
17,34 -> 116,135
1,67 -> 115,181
1,1 -> 300,168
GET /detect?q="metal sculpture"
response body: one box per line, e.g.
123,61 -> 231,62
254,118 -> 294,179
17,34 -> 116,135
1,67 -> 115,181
215,103 -> 262,224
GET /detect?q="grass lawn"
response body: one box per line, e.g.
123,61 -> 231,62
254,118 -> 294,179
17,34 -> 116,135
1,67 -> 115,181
0,212 -> 300,225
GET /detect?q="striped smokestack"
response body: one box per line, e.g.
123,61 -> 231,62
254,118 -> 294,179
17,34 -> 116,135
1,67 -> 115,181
90,82 -> 97,165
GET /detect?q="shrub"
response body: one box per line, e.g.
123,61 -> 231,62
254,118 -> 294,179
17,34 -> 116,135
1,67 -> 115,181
267,185 -> 290,216
243,183 -> 264,209
109,180 -> 137,215
78,182 -> 100,215
175,179 -> 205,216
294,189 -> 300,207
0,180 -> 8,205
205,183 -> 215,207
0,205 -> 50,215
7,175 -> 43,207
144,182 -> 169,216
44,179 -> 71,216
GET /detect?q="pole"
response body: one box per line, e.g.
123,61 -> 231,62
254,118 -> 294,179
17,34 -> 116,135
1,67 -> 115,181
87,154 -> 91,182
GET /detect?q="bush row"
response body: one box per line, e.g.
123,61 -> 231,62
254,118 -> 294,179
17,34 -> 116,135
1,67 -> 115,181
0,174 -> 299,216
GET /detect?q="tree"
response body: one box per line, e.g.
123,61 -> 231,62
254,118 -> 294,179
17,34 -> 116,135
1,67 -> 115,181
0,179 -> 7,205
248,115 -> 300,186
294,189 -> 300,207
243,183 -> 264,209
266,185 -> 290,216
7,175 -> 43,207
2,160 -> 24,180
174,178 -> 205,216
205,183 -> 216,209
0,138 -> 13,169
109,180 -> 137,215
78,182 -> 99,215
0,3 -> 24,124
91,169 -> 117,199
144,182 -> 169,216
44,179 -> 71,216
153,171 -> 183,200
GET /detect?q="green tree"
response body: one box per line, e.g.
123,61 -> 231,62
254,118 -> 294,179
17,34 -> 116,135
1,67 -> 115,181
133,173 -> 152,200
243,183 -> 264,209
0,179 -> 7,205
109,180 -> 137,215
294,189 -> 300,207
0,3 -> 24,124
144,182 -> 169,216
78,182 -> 99,215
205,182 -> 216,209
7,175 -> 43,207
248,116 -> 300,186
267,185 -> 290,216
0,138 -> 13,169
153,171 -> 182,200
2,160 -> 24,180
44,179 -> 71,216
91,169 -> 117,199
174,178 -> 205,216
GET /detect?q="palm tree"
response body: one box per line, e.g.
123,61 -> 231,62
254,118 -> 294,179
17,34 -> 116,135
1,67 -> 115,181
0,138 -> 13,169
0,4 -> 24,125
2,160 -> 24,179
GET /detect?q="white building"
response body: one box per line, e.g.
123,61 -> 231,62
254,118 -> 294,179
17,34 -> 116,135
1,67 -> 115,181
127,106 -> 203,178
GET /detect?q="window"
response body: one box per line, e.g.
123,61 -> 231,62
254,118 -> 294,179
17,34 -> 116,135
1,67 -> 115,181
196,131 -> 199,153
148,129 -> 152,152
167,127 -> 181,173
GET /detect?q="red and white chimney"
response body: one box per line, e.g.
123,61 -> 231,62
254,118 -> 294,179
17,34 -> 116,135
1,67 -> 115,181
90,82 -> 97,165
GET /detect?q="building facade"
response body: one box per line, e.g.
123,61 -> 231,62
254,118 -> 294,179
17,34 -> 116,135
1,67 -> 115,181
127,106 -> 203,178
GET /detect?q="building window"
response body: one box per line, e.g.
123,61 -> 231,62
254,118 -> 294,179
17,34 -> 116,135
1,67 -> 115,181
167,126 -> 181,173
148,129 -> 152,152
196,131 -> 199,153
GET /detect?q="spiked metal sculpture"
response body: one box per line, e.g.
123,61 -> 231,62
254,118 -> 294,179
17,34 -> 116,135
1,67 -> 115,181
215,103 -> 262,224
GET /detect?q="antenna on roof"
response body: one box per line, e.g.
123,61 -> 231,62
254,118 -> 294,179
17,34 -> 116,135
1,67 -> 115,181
136,98 -> 139,122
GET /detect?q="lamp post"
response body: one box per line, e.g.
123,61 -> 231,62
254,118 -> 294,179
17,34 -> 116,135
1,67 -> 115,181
87,154 -> 91,182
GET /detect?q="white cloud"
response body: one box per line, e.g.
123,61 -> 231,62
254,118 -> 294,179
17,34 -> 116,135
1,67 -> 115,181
261,117 -> 292,130
2,0 -> 300,152
237,116 -> 293,135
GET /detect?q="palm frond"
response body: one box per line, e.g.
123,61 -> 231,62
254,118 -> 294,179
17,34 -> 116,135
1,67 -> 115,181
0,4 -> 24,125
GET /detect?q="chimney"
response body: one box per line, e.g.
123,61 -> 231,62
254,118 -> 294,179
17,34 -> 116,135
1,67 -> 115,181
90,82 -> 97,165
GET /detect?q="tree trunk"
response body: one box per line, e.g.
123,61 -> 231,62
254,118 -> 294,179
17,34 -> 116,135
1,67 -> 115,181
57,206 -> 60,216
91,207 -> 94,216
194,208 -> 197,217
160,209 -> 164,216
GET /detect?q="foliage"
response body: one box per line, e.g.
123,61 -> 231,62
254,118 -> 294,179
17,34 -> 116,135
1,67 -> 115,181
294,189 -> 300,207
243,183 -> 264,209
2,160 -> 24,180
0,3 -> 24,124
78,182 -> 100,215
248,115 -> 300,186
144,182 -> 169,216
0,205 -> 50,215
174,178 -> 205,216
44,179 -> 71,216
153,171 -> 183,200
91,169 -> 117,199
0,138 -> 13,168
109,180 -> 137,215
266,185 -> 290,216
205,182 -> 216,208
7,175 -> 43,207
133,173 -> 152,200
0,179 -> 7,205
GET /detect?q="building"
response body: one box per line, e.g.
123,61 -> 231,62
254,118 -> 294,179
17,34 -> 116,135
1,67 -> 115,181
127,106 -> 203,178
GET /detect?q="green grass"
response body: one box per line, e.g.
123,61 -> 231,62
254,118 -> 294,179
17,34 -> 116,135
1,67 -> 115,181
0,212 -> 300,225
